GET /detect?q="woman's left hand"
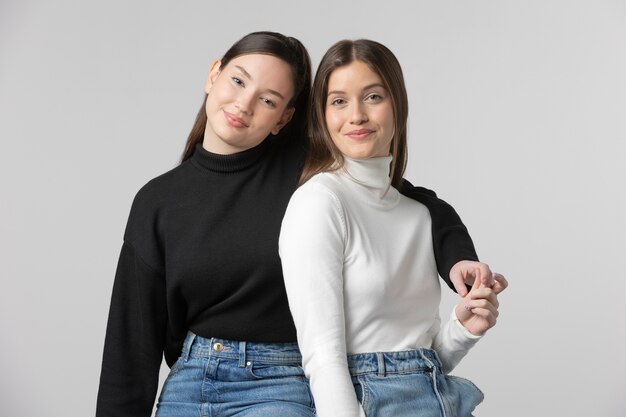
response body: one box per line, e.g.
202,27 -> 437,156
455,271 -> 508,336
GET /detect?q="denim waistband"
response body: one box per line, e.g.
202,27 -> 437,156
180,332 -> 303,366
347,348 -> 443,377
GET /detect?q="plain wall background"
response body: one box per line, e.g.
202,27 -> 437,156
1,0 -> 625,416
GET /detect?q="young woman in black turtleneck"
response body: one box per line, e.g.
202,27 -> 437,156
96,31 -> 491,417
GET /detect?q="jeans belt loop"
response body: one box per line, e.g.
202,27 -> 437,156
238,341 -> 247,368
182,333 -> 196,362
377,352 -> 386,377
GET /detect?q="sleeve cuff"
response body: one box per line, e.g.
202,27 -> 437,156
451,307 -> 483,342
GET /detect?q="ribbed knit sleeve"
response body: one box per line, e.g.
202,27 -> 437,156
96,188 -> 168,417
431,307 -> 482,374
279,181 -> 366,417
96,242 -> 167,417
400,180 -> 479,292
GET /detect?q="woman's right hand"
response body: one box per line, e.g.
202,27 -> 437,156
454,270 -> 508,336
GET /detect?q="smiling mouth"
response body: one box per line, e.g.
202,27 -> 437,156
346,129 -> 374,139
224,111 -> 249,128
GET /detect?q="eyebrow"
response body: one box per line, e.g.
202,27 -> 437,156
234,65 -> 286,100
235,65 -> 252,80
327,83 -> 386,96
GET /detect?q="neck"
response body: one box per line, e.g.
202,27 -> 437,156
190,141 -> 268,173
202,124 -> 262,155
341,155 -> 393,194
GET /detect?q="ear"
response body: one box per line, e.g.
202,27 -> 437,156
204,60 -> 222,94
271,107 -> 295,135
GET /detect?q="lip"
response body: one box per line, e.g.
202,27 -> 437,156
223,111 -> 249,128
345,128 -> 374,139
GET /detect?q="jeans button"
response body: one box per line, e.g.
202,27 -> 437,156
213,342 -> 224,352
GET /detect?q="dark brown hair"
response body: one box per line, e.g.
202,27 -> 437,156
181,31 -> 312,162
300,39 -> 408,188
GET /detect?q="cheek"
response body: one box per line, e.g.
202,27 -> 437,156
209,79 -> 234,104
204,96 -> 214,118
205,89 -> 222,113
255,108 -> 284,130
378,104 -> 395,130
324,111 -> 343,132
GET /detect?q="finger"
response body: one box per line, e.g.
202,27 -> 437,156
473,263 -> 493,287
469,304 -> 500,323
469,286 -> 496,298
456,301 -> 475,323
467,299 -> 499,318
472,268 -> 482,291
450,269 -> 469,297
490,293 -> 499,309
469,288 -> 499,308
468,308 -> 498,328
492,273 -> 509,294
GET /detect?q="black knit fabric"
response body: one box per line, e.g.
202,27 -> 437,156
96,137 -> 477,417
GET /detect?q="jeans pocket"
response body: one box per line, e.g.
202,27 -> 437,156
445,375 -> 484,415
247,362 -> 306,381
352,375 -> 369,414
167,356 -> 186,377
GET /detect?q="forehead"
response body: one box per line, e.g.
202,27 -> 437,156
327,60 -> 383,90
225,54 -> 294,91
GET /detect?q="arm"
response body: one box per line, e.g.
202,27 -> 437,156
400,180 -> 479,295
96,194 -> 168,417
433,273 -> 507,373
279,183 -> 365,417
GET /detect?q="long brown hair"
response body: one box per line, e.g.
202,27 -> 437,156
181,31 -> 312,162
300,39 -> 409,188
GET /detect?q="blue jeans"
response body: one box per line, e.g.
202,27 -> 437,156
349,348 -> 484,417
155,332 -> 315,417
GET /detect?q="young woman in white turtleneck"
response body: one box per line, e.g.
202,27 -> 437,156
279,40 -> 507,417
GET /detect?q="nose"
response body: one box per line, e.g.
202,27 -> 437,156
350,103 -> 368,124
235,90 -> 255,115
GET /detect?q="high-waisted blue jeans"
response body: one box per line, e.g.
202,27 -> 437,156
155,332 -> 315,417
349,348 -> 484,417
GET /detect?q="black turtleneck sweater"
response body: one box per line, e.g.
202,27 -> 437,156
96,136 -> 478,417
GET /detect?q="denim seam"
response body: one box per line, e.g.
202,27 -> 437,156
357,374 -> 370,414
430,366 -> 448,417
201,357 -> 218,404
350,367 -> 430,377
189,353 -> 301,365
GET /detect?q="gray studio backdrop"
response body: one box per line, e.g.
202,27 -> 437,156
1,0 -> 625,416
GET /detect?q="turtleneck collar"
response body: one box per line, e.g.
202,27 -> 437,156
341,155 -> 398,202
190,141 -> 269,173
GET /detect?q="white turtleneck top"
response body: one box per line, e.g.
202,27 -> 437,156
279,156 -> 481,417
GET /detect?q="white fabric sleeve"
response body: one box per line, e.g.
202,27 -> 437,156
279,183 -> 366,417
432,306 -> 483,374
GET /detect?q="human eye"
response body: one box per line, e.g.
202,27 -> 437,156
261,97 -> 276,108
329,97 -> 346,106
366,93 -> 384,102
231,77 -> 245,87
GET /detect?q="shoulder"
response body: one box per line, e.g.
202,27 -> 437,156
289,172 -> 345,212
399,179 -> 466,226
129,161 -> 198,215
134,162 -> 191,202
399,178 -> 439,200
123,162 -> 193,243
280,173 -> 347,249
282,173 -> 347,233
